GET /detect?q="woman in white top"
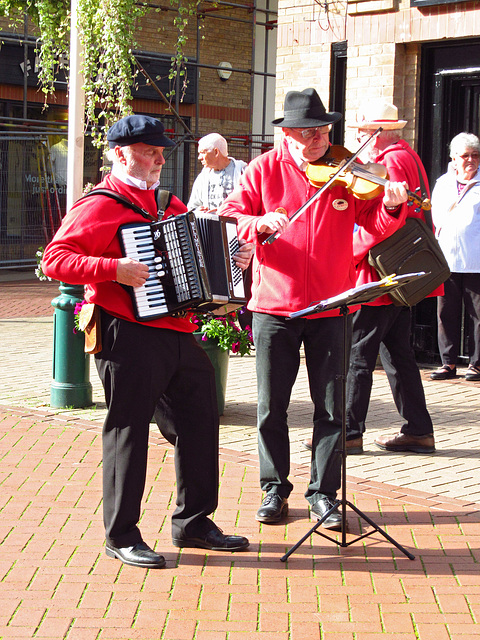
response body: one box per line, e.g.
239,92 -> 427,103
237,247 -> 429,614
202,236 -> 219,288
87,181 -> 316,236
430,132 -> 480,381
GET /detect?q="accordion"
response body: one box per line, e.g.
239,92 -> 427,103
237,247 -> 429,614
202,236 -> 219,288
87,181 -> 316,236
118,212 -> 247,321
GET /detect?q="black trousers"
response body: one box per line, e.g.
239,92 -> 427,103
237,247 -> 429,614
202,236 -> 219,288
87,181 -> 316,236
252,312 -> 347,504
346,304 -> 433,440
437,272 -> 480,367
95,311 -> 219,547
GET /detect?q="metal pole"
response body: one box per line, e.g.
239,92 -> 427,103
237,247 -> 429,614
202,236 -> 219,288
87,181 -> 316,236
50,0 -> 92,408
67,0 -> 85,212
23,13 -> 28,119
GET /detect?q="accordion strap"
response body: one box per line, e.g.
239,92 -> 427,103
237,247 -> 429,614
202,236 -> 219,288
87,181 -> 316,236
155,189 -> 173,218
77,187 -> 174,222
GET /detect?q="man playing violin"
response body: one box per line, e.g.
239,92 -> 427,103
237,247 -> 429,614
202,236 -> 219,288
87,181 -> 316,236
343,101 -> 438,456
219,88 -> 409,529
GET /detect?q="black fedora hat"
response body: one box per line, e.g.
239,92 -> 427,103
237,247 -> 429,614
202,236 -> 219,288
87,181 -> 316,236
272,88 -> 342,128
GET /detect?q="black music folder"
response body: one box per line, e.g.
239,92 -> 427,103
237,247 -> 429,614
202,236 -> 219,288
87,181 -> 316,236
288,272 -> 429,319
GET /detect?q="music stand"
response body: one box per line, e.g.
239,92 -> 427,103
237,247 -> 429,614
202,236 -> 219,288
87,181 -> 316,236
281,272 -> 429,563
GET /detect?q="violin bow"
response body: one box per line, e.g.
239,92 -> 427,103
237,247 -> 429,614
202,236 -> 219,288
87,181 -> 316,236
263,127 -> 383,245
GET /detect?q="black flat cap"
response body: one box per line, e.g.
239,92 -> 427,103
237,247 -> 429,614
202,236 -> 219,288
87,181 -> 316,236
107,115 -> 175,148
272,88 -> 342,128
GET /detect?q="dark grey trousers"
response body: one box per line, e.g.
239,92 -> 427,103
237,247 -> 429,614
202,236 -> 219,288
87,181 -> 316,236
252,311 -> 347,505
346,304 -> 433,440
437,272 -> 480,367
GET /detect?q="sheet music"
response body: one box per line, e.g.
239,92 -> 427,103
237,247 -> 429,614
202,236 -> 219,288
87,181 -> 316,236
289,272 -> 428,319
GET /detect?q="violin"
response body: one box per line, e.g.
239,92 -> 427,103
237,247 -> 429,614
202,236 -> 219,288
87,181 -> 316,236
306,145 -> 431,211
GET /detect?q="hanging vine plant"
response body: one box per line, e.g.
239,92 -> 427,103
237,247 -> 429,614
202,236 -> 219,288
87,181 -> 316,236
77,0 -> 148,145
0,0 -> 204,145
0,0 -> 70,93
167,0 -> 203,101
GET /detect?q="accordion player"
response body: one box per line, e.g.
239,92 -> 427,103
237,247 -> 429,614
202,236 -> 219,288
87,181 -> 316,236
118,211 -> 247,321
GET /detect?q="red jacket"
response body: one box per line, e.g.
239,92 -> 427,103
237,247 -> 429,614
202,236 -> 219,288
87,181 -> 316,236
42,174 -> 194,332
353,139 -> 443,305
219,139 -> 407,318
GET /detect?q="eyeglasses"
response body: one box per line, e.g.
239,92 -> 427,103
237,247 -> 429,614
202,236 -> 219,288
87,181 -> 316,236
292,125 -> 332,139
356,130 -> 373,142
458,152 -> 480,160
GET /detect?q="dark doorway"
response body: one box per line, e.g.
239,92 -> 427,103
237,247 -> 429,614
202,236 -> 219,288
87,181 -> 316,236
419,38 -> 480,186
414,39 -> 480,363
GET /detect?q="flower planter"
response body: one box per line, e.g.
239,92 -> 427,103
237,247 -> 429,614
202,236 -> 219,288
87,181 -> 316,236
194,332 -> 230,416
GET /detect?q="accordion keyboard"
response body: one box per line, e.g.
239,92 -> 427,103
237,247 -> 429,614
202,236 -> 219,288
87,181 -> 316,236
120,224 -> 169,318
119,212 -> 245,321
119,218 -> 203,319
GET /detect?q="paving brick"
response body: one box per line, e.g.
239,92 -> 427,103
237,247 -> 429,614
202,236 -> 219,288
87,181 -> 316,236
1,279 -> 480,639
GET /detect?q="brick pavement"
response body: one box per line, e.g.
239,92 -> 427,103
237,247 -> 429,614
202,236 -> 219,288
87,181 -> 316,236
0,278 -> 56,318
1,404 -> 479,640
1,276 -> 480,639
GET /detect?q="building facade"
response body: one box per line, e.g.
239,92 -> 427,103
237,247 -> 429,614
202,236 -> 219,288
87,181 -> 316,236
0,0 -> 277,269
276,0 -> 480,179
275,0 -> 479,360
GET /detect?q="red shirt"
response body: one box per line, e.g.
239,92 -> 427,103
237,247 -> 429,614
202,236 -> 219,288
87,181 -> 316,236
219,139 -> 407,318
353,139 -> 442,305
42,174 -> 194,332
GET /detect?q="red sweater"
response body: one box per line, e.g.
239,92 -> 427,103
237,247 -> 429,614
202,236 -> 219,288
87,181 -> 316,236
353,139 -> 442,305
42,174 -> 194,332
219,140 -> 407,318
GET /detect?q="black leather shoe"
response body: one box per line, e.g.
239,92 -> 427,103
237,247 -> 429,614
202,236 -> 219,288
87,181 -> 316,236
255,493 -> 288,523
172,525 -> 249,551
465,365 -> 480,381
430,365 -> 456,380
302,439 -> 313,452
105,541 -> 166,568
311,497 -> 342,531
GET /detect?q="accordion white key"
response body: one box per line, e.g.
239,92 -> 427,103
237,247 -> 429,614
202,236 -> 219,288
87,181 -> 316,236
118,211 -> 246,321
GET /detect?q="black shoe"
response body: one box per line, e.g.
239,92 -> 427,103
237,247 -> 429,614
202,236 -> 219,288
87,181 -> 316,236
255,493 -> 288,523
302,439 -> 313,452
311,497 -> 342,531
430,365 -> 456,380
172,525 -> 249,551
105,541 -> 166,568
465,365 -> 480,381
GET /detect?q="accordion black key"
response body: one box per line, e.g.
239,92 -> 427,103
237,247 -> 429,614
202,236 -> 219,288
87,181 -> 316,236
118,212 -> 246,321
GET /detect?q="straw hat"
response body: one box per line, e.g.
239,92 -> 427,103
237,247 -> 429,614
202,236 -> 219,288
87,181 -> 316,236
349,100 -> 407,130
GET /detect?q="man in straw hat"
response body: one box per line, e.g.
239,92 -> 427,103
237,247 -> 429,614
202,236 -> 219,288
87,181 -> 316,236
219,89 -> 410,529
343,100 -> 438,455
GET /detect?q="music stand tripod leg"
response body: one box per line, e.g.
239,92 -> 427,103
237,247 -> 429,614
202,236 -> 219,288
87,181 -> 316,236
345,500 -> 415,560
280,503 -> 340,562
281,305 -> 416,562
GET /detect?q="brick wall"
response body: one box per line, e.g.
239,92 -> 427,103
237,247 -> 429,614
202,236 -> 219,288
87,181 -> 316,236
276,0 -> 480,150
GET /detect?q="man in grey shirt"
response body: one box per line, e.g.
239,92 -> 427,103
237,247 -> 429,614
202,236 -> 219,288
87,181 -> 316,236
188,133 -> 247,212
